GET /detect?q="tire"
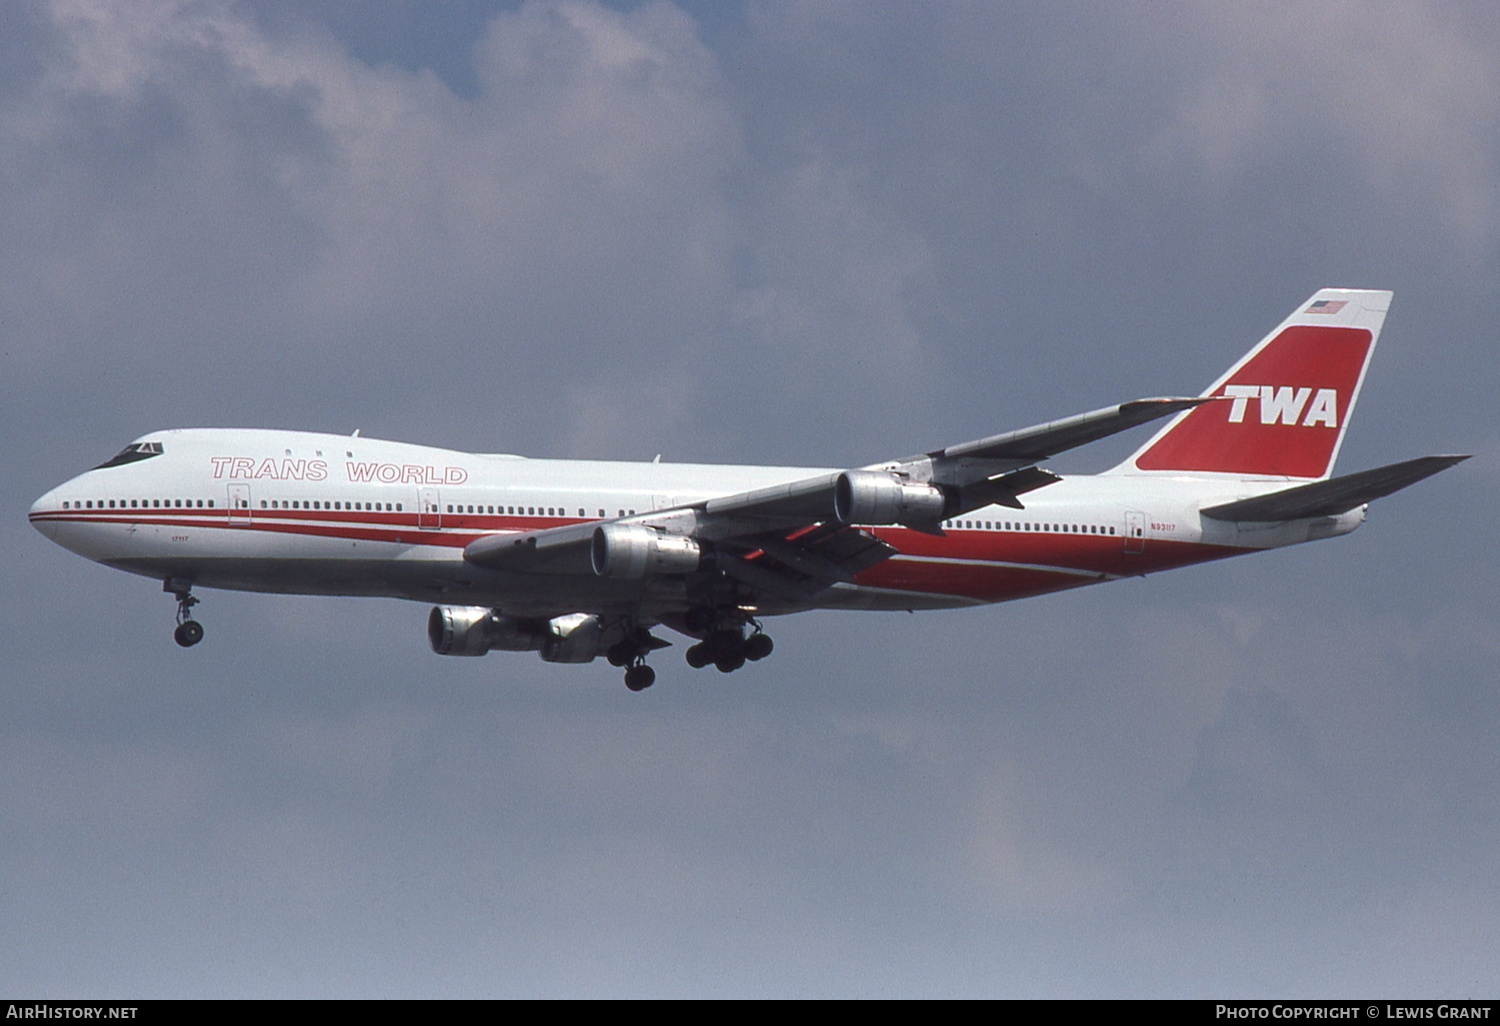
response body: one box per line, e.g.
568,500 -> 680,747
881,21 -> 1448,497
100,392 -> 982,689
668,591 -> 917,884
174,620 -> 204,647
743,634 -> 773,661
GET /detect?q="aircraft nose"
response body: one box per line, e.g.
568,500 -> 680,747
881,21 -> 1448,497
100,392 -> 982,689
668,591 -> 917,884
30,488 -> 60,541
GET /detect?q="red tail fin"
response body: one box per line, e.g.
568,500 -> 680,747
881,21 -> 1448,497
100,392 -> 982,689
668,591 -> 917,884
1115,289 -> 1389,480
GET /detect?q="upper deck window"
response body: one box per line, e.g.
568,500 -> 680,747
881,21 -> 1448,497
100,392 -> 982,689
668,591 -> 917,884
94,441 -> 163,470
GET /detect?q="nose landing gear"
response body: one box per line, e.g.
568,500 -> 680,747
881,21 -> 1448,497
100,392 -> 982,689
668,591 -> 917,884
165,580 -> 204,648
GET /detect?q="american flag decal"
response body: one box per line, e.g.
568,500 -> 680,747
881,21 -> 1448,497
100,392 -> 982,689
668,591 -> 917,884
1305,299 -> 1347,314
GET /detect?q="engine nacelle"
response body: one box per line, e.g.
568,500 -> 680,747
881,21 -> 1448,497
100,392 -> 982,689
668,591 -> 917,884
834,470 -> 946,526
590,523 -> 702,579
539,612 -> 605,663
427,605 -> 544,657
429,606 -> 609,663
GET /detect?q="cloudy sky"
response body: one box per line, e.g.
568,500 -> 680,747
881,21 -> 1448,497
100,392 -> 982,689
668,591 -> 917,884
3,0 -> 1497,997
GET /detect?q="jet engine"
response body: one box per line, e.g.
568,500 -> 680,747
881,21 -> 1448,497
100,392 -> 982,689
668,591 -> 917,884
590,523 -> 702,579
428,605 -> 545,657
428,606 -> 609,663
537,612 -> 605,663
834,470 -> 947,526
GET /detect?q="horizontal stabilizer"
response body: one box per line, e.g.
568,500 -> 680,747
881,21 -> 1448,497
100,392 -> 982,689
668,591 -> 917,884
1201,455 -> 1469,522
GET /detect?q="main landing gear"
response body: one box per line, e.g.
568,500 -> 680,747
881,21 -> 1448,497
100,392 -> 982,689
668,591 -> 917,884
606,625 -> 665,691
684,620 -> 773,675
165,580 -> 204,648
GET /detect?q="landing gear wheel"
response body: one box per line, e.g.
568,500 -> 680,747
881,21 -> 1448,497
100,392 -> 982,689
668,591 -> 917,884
166,581 -> 203,648
715,651 -> 746,674
624,664 -> 656,691
743,633 -> 773,661
685,643 -> 712,669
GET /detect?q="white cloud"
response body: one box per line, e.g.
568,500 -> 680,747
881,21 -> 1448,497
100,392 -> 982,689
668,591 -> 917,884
6,0 -> 1499,996
1138,1 -> 1500,245
2,0 -> 953,456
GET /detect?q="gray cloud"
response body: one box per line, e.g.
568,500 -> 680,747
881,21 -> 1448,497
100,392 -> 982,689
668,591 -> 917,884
3,0 -> 1496,997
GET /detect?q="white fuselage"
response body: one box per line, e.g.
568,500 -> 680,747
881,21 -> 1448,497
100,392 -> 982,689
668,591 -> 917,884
29,428 -> 1362,620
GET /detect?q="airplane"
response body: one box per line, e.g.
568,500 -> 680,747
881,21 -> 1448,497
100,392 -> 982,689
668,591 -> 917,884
29,288 -> 1467,691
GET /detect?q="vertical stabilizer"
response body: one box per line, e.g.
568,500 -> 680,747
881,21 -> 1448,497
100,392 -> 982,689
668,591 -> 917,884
1114,288 -> 1390,480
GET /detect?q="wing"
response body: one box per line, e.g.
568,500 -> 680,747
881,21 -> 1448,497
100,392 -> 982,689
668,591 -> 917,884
463,396 -> 1210,604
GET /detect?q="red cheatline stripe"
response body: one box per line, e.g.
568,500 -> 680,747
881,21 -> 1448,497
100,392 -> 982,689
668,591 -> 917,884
32,511 -> 1245,588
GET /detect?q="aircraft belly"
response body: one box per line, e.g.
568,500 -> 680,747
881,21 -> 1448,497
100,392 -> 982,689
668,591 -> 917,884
805,585 -> 982,612
101,547 -> 689,612
858,556 -> 1101,604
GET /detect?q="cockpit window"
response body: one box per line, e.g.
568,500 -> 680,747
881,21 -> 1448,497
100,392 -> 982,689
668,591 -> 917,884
94,441 -> 164,470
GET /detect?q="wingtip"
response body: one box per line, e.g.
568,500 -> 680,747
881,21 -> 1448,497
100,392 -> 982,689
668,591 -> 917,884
1120,396 -> 1219,416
